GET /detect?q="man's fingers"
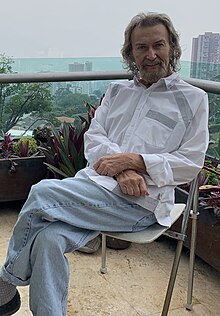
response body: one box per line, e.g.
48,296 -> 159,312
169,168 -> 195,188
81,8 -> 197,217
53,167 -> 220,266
95,162 -> 149,197
117,172 -> 149,197
93,159 -> 110,175
119,182 -> 149,197
93,155 -> 126,176
139,182 -> 149,196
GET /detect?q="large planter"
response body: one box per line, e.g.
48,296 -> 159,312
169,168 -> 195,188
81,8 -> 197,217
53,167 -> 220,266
173,188 -> 220,272
0,156 -> 47,202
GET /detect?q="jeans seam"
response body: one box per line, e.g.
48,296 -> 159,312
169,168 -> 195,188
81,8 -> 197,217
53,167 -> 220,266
8,210 -> 50,274
132,213 -> 156,232
61,285 -> 69,315
7,212 -> 35,273
74,230 -> 94,249
41,201 -> 141,212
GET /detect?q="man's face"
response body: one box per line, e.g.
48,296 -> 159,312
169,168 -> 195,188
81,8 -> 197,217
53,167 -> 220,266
131,24 -> 172,85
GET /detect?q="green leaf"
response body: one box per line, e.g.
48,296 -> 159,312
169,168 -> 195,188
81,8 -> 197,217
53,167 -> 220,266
51,125 -> 66,153
59,163 -> 75,177
43,162 -> 69,178
58,147 -> 76,174
68,141 -> 80,171
38,147 -> 55,165
62,122 -> 70,153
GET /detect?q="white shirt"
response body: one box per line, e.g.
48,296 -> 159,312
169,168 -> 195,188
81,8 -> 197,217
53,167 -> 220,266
76,73 -> 209,226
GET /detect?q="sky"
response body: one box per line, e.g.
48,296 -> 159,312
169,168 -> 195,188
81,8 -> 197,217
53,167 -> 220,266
1,0 -> 220,61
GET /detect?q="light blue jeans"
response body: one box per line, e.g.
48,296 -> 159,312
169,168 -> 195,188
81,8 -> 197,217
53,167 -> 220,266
0,178 -> 157,316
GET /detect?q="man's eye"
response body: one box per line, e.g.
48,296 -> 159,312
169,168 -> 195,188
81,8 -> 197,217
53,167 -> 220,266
155,43 -> 164,48
137,45 -> 146,50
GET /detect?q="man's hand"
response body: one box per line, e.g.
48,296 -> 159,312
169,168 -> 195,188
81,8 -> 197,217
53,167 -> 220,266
116,170 -> 149,197
93,153 -> 147,177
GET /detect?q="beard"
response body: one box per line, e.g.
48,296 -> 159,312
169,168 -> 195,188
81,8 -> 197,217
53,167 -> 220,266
138,60 -> 170,85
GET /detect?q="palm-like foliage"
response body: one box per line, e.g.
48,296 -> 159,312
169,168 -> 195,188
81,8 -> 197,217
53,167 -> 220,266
179,155 -> 220,215
39,102 -> 97,179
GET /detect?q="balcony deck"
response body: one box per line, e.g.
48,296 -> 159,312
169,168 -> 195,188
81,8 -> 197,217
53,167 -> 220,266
0,203 -> 219,316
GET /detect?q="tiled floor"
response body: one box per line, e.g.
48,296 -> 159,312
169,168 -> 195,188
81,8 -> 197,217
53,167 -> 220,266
0,205 -> 220,315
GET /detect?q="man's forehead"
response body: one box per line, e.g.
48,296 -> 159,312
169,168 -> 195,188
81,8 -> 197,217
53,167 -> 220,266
131,24 -> 169,42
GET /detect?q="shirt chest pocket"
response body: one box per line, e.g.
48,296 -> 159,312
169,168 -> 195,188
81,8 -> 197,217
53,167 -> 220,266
135,110 -> 178,148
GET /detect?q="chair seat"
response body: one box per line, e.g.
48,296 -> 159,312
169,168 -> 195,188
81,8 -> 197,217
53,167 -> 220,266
101,203 -> 186,243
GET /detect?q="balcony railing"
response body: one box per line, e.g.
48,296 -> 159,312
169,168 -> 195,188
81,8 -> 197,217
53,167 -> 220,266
0,71 -> 220,94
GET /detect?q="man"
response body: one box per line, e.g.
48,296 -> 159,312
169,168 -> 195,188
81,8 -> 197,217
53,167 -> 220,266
0,12 -> 209,316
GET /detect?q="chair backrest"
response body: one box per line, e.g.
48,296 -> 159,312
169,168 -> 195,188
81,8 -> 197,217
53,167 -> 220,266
178,175 -> 199,235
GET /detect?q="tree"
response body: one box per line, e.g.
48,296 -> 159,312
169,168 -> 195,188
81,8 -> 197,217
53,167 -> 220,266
208,92 -> 220,158
0,54 -> 53,133
54,88 -> 91,109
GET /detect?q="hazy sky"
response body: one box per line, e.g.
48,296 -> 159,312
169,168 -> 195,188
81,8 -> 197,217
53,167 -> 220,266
1,0 -> 220,61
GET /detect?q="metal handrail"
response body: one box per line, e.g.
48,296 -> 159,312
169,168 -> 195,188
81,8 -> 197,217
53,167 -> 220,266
0,71 -> 220,94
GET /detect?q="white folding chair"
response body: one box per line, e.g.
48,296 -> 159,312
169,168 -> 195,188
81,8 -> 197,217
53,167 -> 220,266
100,174 -> 200,316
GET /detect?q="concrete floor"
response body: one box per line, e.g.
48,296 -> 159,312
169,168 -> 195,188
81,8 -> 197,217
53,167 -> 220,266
0,204 -> 220,316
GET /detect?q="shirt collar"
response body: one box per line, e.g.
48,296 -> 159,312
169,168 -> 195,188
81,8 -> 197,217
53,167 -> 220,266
134,72 -> 180,90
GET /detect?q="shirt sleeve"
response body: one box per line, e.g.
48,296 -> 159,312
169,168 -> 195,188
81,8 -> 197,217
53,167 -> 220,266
141,93 -> 209,187
84,84 -> 122,166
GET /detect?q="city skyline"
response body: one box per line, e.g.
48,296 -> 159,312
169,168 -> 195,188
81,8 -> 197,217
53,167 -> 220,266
1,0 -> 220,61
191,32 -> 220,80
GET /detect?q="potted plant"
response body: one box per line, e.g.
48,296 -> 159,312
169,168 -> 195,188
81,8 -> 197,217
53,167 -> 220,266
0,132 -> 47,202
174,155 -> 220,271
38,115 -> 90,179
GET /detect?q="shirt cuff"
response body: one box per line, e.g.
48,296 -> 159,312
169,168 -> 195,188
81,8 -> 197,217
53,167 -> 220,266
141,154 -> 174,187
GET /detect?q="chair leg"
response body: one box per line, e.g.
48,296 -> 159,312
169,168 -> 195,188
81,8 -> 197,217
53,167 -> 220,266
186,174 -> 199,310
100,234 -> 107,274
161,240 -> 184,316
186,210 -> 199,310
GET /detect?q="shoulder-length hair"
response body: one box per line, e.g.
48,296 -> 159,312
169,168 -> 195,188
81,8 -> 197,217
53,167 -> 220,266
121,12 -> 182,74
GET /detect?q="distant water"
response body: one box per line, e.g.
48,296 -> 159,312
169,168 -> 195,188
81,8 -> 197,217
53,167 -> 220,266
12,57 -> 191,78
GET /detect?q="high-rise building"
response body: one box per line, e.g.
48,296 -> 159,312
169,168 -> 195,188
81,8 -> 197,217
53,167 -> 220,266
68,61 -> 93,72
68,62 -> 93,94
190,32 -> 220,80
84,61 -> 93,72
68,62 -> 85,72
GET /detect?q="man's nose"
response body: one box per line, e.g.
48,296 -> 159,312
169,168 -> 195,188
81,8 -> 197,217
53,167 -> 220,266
146,48 -> 157,60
